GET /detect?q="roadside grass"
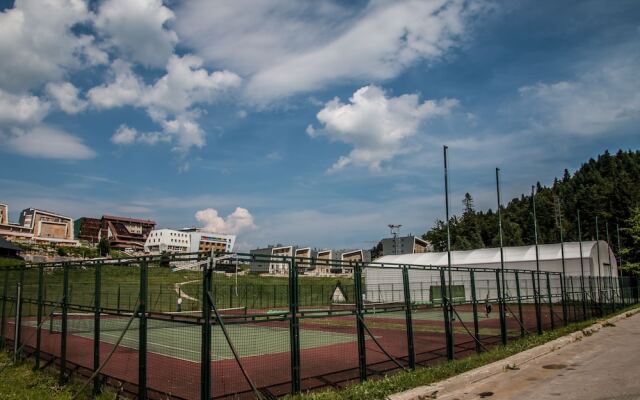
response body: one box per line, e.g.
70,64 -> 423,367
289,305 -> 639,400
0,351 -> 115,400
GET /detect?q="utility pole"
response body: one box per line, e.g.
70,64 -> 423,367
532,186 -> 542,334
443,145 -> 454,359
496,168 -> 507,345
388,224 -> 402,255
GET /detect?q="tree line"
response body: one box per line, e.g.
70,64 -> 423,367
422,149 -> 640,273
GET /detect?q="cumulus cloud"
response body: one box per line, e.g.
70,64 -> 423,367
308,85 -> 457,171
195,207 -> 256,235
1,125 -> 95,160
94,0 -> 178,68
176,0 -> 485,103
88,56 -> 241,152
518,53 -> 640,135
45,82 -> 86,114
0,0 -> 106,91
0,89 -> 50,125
111,124 -> 169,146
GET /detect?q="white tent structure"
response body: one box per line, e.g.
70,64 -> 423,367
364,241 -> 617,304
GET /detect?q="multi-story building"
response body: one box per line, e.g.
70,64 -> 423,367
0,204 -> 78,245
380,235 -> 430,256
74,215 -> 156,251
249,245 -> 369,276
181,228 -> 236,253
74,217 -> 101,244
100,215 -> 156,251
143,228 -> 235,254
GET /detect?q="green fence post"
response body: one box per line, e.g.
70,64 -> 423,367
59,263 -> 69,385
117,284 -> 121,312
138,259 -> 148,400
495,270 -> 507,345
289,257 -> 301,393
15,266 -> 24,357
0,268 -> 8,348
546,273 -> 554,330
354,262 -> 367,380
532,271 -> 542,335
440,268 -> 454,359
401,266 -> 415,369
619,277 -> 625,308
559,273 -> 567,326
201,254 -> 212,400
569,277 -> 576,322
93,262 -> 102,396
515,271 -> 524,338
470,270 -> 481,353
35,264 -> 44,369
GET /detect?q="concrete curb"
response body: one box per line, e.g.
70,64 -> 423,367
389,306 -> 640,400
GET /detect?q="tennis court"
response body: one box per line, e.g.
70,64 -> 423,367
40,312 -> 359,363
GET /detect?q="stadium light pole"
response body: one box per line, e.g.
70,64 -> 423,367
595,216 -> 602,302
577,210 -> 586,317
443,145 -> 454,359
496,168 -> 507,344
531,186 -> 542,334
556,195 -> 567,324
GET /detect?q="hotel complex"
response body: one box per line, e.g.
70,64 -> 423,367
144,228 -> 235,254
0,203 -> 77,245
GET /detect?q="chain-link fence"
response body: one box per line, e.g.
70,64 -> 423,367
0,252 -> 637,399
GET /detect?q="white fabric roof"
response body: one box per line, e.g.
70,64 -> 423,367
375,241 -> 608,266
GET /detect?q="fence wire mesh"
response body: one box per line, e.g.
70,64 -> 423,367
0,253 -> 638,399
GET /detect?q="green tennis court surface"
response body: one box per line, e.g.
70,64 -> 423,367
45,321 -> 357,362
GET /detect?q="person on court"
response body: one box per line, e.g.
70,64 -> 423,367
484,294 -> 492,318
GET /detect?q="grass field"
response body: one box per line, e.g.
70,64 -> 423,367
1,257 -> 354,314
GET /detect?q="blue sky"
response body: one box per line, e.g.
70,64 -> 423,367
1,0 -> 639,251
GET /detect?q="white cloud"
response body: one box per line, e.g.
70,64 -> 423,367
0,89 -> 50,125
517,51 -> 640,135
142,55 -> 242,115
309,85 -> 457,171
111,124 -> 138,145
111,124 -> 169,146
0,0 -> 105,91
1,125 -> 95,160
94,0 -> 178,68
195,207 -> 256,235
176,0 -> 484,103
89,55 -> 241,153
87,60 -> 145,109
45,82 -> 86,114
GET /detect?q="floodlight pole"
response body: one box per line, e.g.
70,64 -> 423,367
443,145 -> 454,359
531,186 -> 542,334
606,222 -> 615,310
495,168 -> 507,345
595,216 -> 602,302
556,196 -> 567,324
577,211 -> 586,318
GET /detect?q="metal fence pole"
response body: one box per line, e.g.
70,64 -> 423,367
401,266 -> 415,369
559,273 -> 567,326
139,259 -> 148,400
515,271 -> 524,338
15,267 -> 24,358
470,271 -> 481,353
93,262 -> 102,396
289,257 -> 301,393
532,271 -> 542,335
440,268 -> 454,359
495,269 -> 507,345
59,263 -> 69,385
546,273 -> 554,330
354,262 -> 368,380
201,254 -> 212,400
35,264 -> 44,369
0,268 -> 8,348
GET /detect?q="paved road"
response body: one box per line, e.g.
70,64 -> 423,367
440,313 -> 640,400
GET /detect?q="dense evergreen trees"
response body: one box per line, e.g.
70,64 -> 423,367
423,150 -> 640,271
